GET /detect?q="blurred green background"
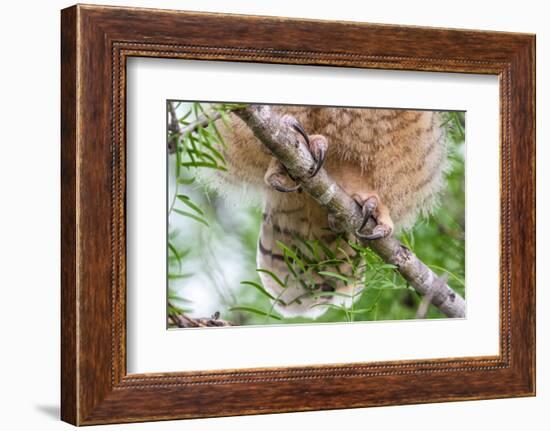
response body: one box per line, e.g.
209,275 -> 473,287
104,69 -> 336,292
168,103 -> 465,327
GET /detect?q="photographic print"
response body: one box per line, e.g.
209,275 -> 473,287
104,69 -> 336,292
166,102 -> 466,328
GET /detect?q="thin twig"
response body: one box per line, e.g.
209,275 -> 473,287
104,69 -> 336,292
167,101 -> 180,153
181,111 -> 221,137
168,310 -> 233,328
167,104 -> 221,153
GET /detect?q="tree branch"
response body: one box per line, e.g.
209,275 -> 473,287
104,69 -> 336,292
234,105 -> 465,318
168,310 -> 233,328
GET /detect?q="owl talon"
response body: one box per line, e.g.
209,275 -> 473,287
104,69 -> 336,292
354,195 -> 379,232
266,171 -> 301,193
281,114 -> 309,146
308,136 -> 328,178
355,224 -> 392,240
274,183 -> 302,193
282,115 -> 328,179
353,194 -> 393,241
291,122 -> 309,145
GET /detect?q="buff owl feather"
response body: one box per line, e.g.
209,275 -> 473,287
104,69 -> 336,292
208,105 -> 448,318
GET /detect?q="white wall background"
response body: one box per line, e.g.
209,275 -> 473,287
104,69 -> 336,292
0,0 -> 546,429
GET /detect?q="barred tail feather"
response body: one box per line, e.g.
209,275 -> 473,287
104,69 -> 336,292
257,205 -> 360,318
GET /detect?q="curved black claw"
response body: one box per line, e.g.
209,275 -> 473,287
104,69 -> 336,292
282,115 -> 327,178
308,136 -> 328,178
354,195 -> 379,233
290,121 -> 309,145
310,145 -> 326,177
273,183 -> 301,193
282,114 -> 309,146
267,172 -> 301,193
355,224 -> 390,241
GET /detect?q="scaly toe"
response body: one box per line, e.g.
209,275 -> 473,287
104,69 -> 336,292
308,136 -> 328,178
267,172 -> 301,193
281,114 -> 309,146
355,223 -> 392,241
327,212 -> 346,233
353,195 -> 379,233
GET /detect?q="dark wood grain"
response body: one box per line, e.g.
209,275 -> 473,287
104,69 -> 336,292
60,4 -> 536,425
60,5 -> 78,425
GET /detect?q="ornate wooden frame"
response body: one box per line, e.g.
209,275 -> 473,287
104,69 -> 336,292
61,4 -> 536,425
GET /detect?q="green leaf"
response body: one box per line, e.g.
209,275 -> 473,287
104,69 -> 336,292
400,232 -> 415,250
348,241 -> 366,253
177,176 -> 196,185
208,121 -> 227,148
256,268 -> 287,288
168,230 -> 180,241
348,307 -> 377,314
294,237 -> 316,258
336,247 -> 353,265
174,135 -> 182,177
197,150 -> 218,165
168,290 -> 193,304
309,303 -> 347,312
168,241 -> 180,260
276,241 -> 307,273
192,102 -> 200,121
317,239 -> 336,259
318,259 -> 346,267
178,109 -> 192,123
176,194 -> 204,215
180,161 -> 227,171
240,281 -> 282,302
167,241 -> 183,272
283,255 -> 299,279
229,306 -> 281,320
318,271 -> 351,283
376,263 -> 398,270
173,208 -> 209,226
168,273 -> 193,280
187,148 -> 218,165
168,305 -> 192,315
219,109 -> 234,130
168,247 -> 190,261
220,103 -> 249,110
313,291 -> 352,299
200,138 -> 226,165
183,134 -> 197,165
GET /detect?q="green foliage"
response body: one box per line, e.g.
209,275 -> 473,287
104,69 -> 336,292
442,111 -> 465,144
167,102 -> 247,308
235,239 -> 409,325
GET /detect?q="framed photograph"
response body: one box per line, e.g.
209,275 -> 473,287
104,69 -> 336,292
61,4 -> 535,425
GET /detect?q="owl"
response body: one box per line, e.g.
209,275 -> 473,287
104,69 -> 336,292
210,105 -> 447,318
